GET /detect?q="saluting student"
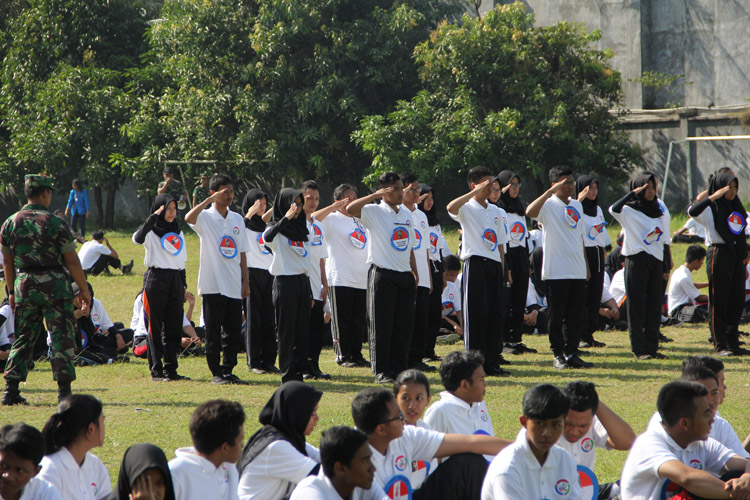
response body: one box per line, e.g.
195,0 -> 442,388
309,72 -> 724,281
347,172 -> 418,385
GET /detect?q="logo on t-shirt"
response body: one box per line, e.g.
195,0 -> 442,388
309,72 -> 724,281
555,479 -> 571,496
310,223 -> 323,246
232,226 -> 240,235
391,228 -> 410,251
480,409 -> 488,422
587,221 -> 608,241
728,211 -> 746,235
429,232 -> 439,253
482,229 -> 498,252
384,475 -> 411,500
160,232 -> 184,256
580,437 -> 594,452
420,220 -> 427,229
564,206 -> 581,228
289,239 -> 308,258
394,455 -> 407,471
219,235 -> 238,259
414,229 -> 422,250
689,459 -> 703,470
92,313 -> 99,324
442,301 -> 455,315
643,227 -> 663,245
577,465 -> 600,500
350,228 -> 367,249
510,222 -> 526,241
257,233 -> 271,255
411,460 -> 430,475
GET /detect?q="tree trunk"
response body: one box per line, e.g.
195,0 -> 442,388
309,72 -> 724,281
94,186 -> 104,228
105,186 -> 116,228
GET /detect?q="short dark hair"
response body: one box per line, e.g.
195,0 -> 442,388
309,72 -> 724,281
443,255 -> 461,272
299,180 -> 319,192
685,245 -> 707,264
333,184 -> 356,201
682,356 -> 724,375
319,426 -> 369,479
562,381 -> 599,413
92,230 -> 105,241
393,369 -> 430,397
657,381 -> 708,427
72,179 -> 84,190
24,186 -> 50,199
522,384 -> 570,420
209,173 -> 233,192
681,366 -> 718,385
439,350 -> 484,393
399,171 -> 419,186
378,172 -> 401,188
549,165 -> 573,183
467,166 -> 493,186
351,388 -> 393,435
0,423 -> 46,466
189,400 -> 245,455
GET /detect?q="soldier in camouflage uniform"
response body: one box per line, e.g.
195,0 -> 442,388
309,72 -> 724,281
1,174 -> 91,405
192,172 -> 210,207
158,167 -> 189,208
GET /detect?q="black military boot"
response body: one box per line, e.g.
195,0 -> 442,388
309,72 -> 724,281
57,381 -> 72,403
2,380 -> 28,406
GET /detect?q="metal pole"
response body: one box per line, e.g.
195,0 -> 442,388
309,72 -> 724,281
662,141 -> 674,200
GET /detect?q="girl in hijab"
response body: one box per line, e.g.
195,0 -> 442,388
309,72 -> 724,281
107,444 -> 175,500
576,175 -> 611,348
263,188 -> 311,383
237,382 -> 323,500
241,188 -> 278,374
496,171 -> 536,356
609,172 -> 670,360
689,171 -> 749,355
132,194 -> 189,381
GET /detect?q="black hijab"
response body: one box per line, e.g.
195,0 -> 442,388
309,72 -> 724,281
237,381 -> 322,474
242,188 -> 269,232
626,172 -> 663,219
496,170 -> 525,216
576,175 -> 599,217
269,188 -> 308,242
708,173 -> 748,259
418,183 -> 439,227
106,443 -> 175,500
149,194 -> 181,238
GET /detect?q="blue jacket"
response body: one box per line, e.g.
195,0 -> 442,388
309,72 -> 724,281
67,189 -> 89,215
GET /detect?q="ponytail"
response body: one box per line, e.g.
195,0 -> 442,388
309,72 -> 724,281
42,394 -> 103,455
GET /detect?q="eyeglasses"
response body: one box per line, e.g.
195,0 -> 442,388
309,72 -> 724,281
509,183 -> 521,188
381,412 -> 405,425
405,188 -> 420,194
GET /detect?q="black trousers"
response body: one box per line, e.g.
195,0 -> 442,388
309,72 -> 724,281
308,299 -> 325,365
413,453 -> 488,500
624,252 -> 663,356
707,244 -> 745,351
273,274 -> 311,383
71,213 -> 86,237
546,279 -> 586,357
409,286 -> 430,365
329,286 -> 366,363
143,269 -> 184,378
583,246 -> 605,341
424,261 -> 444,357
202,293 -> 243,377
244,267 -> 277,369
367,266 -> 416,377
88,254 -> 121,275
462,256 -> 504,370
505,246 -> 529,343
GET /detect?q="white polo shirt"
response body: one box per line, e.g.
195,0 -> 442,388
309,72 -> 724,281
609,205 -> 670,260
450,198 -> 507,262
504,212 -> 528,250
263,225 -> 310,277
410,420 -> 439,491
38,448 -> 111,500
290,470 -> 388,500
17,476 -> 61,500
189,206 -> 249,299
0,302 -> 14,346
609,269 -> 626,306
601,272 -> 614,303
535,196 -> 587,280
307,218 -> 328,299
237,441 -> 320,500
554,416 -> 610,471
582,206 -> 611,248
620,421 -> 736,500
647,411 -> 750,459
424,391 -> 494,437
359,202 -> 415,272
667,265 -> 701,315
441,280 -> 461,316
78,241 -> 111,270
244,227 -> 273,271
133,229 -> 188,270
427,224 -> 452,261
404,205 -> 430,289
481,429 -> 581,500
319,212 -> 369,289
89,298 -> 114,334
169,447 -> 239,500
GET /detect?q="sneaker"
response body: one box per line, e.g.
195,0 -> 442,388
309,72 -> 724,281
437,333 -> 461,344
658,334 -> 674,343
353,357 -> 371,368
152,376 -> 168,382
732,347 -> 750,356
422,354 -> 442,363
341,361 -> 360,368
485,367 -> 511,377
121,259 -> 134,274
503,343 -> 521,355
496,355 -> 511,366
591,340 -> 607,348
375,373 -> 394,384
251,367 -> 269,375
566,354 -> 594,369
636,353 -> 654,360
223,374 -> 249,385
651,352 -> 667,360
303,365 -> 332,380
514,343 -> 538,354
578,340 -> 592,349
211,375 -> 229,385
553,356 -> 569,369
163,373 -> 191,381
409,361 -> 436,373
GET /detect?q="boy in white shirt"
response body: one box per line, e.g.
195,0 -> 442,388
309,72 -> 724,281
0,423 -> 61,500
169,399 -> 245,500
77,231 -> 133,276
440,255 -> 462,341
667,245 -> 709,324
481,384 -> 581,500
185,174 -> 250,385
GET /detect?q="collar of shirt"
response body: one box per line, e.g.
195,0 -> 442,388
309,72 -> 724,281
205,204 -> 229,220
55,447 -> 86,471
438,391 -> 478,414
174,447 -> 229,475
22,203 -> 48,211
515,428 -> 558,473
652,420 -> 701,453
379,200 -> 402,215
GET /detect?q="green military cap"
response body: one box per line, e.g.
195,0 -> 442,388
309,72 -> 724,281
24,174 -> 56,190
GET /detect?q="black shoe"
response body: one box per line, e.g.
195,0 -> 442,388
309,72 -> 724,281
591,340 -> 606,347
211,375 -> 229,385
152,376 -> 168,382
121,259 -> 134,274
496,355 -> 511,366
251,367 -> 269,375
422,354 -> 442,362
1,393 -> 28,406
553,356 -> 569,369
410,361 -> 436,373
731,347 -> 750,356
650,352 -> 667,360
57,381 -> 72,403
304,365 -> 332,380
353,357 -> 371,368
375,373 -> 394,384
223,373 -> 249,385
502,343 -> 521,355
566,354 -> 594,369
578,340 -> 592,349
262,365 -> 281,374
514,343 -> 538,354
658,334 -> 674,343
163,373 -> 191,381
485,367 -> 511,377
341,361 -> 360,368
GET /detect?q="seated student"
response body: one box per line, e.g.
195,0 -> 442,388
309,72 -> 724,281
290,426 -> 387,500
598,272 -> 626,332
78,231 -> 133,276
131,293 -> 203,361
667,245 -> 709,324
673,217 -> 707,244
68,284 -> 124,366
169,400 -> 245,500
604,233 -> 624,280
609,265 -> 627,321
107,443 -> 175,500
521,246 -> 548,336
351,387 -> 510,500
87,283 -> 133,354
620,381 -> 750,499
0,294 -> 13,371
439,255 -> 463,342
0,423 -> 61,500
238,382 -> 323,500
39,395 -> 112,500
558,381 -> 636,500
481,384 -> 580,500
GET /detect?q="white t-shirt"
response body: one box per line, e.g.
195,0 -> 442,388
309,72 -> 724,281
667,265 -> 701,315
647,411 -> 750,459
189,206 -> 249,299
527,229 -> 543,255
0,302 -> 14,346
38,448 -> 111,500
427,224 -> 452,261
132,229 -> 188,270
78,241 -> 111,270
691,206 -> 727,246
526,278 -> 546,308
610,269 -> 626,306
609,205 -> 670,260
450,198 -> 508,262
169,447 -> 239,500
535,196 -> 587,280
89,298 -> 114,334
554,416 -> 610,472
424,391 -> 494,461
601,272 -> 614,303
582,206 -> 611,248
237,441 -> 320,500
17,476 -> 61,500
244,227 -> 274,271
369,425 -> 444,498
679,218 -> 706,239
441,280 -> 462,316
404,206 -> 431,289
290,470 -> 388,500
620,421 -> 736,500
264,225 -> 311,277
359,202 -> 415,273
319,212 -> 369,289
307,218 -> 328,298
481,429 -> 581,500
504,212 -> 528,250
410,420 -> 439,491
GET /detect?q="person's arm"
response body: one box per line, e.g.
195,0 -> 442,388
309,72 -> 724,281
185,188 -> 226,225
240,253 -> 250,299
743,434 -> 750,454
603,298 -> 619,319
132,209 -> 162,244
262,208 -> 273,223
184,291 -> 195,322
83,190 -> 90,216
688,186 -> 729,217
244,199 -> 263,220
264,203 -> 302,243
346,188 -> 392,218
157,179 -> 169,195
63,251 -> 91,310
597,401 -> 636,450
102,237 -> 118,260
526,179 -> 568,219
658,460 -> 733,498
2,252 -> 15,311
312,199 -> 348,222
433,433 -> 512,459
319,258 -> 328,302
446,180 -> 490,216
410,249 -> 419,285
610,184 -> 646,214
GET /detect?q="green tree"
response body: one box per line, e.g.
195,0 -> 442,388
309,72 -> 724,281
354,2 -> 641,191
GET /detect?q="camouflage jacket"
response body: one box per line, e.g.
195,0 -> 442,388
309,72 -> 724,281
0,203 -> 76,271
159,179 -> 186,201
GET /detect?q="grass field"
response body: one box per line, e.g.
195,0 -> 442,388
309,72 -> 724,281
3,216 -> 748,486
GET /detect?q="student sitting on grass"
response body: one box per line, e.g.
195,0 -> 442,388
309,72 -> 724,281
107,443 -> 175,500
439,255 -> 463,342
0,423 -> 60,500
168,400 -> 245,500
481,384 -> 580,500
667,245 -> 709,324
290,426 -> 387,500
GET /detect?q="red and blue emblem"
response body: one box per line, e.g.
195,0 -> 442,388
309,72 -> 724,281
350,228 -> 367,249
577,465 -> 599,500
728,211 -> 746,235
643,227 -> 663,245
482,229 -> 498,251
564,206 -> 581,228
160,232 -> 184,256
391,227 -> 410,251
219,235 -> 237,259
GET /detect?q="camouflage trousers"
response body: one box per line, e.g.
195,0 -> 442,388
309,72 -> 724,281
4,278 -> 76,383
